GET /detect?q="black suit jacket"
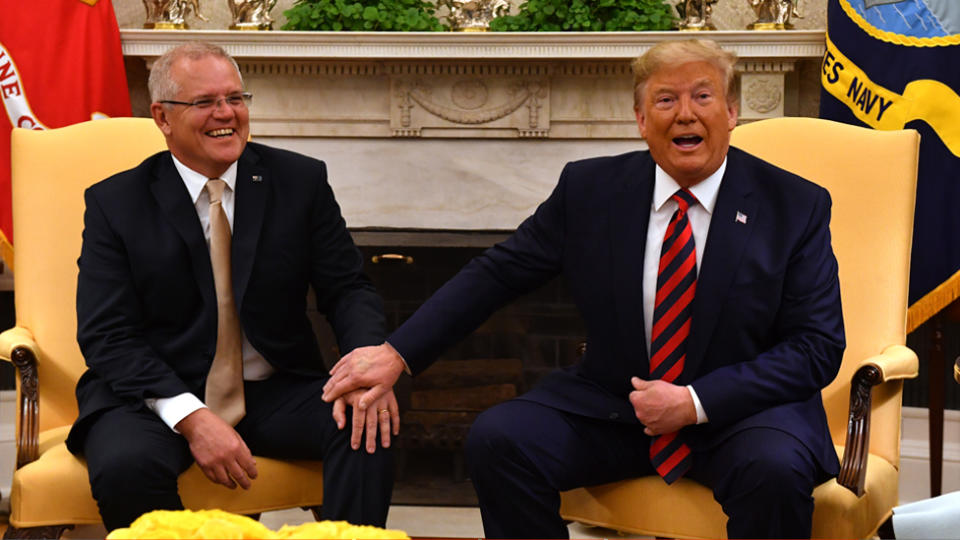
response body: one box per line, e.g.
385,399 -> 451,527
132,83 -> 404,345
67,142 -> 385,452
389,147 -> 845,475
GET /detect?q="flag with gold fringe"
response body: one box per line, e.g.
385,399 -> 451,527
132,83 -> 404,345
0,0 -> 131,271
819,0 -> 960,333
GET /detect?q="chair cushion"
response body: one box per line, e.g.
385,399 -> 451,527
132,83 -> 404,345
10,427 -> 324,528
560,477 -> 727,539
559,446 -> 899,539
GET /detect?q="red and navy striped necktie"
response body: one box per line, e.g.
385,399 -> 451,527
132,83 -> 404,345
649,188 -> 698,484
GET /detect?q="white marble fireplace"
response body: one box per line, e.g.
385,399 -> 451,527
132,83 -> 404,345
121,30 -> 825,233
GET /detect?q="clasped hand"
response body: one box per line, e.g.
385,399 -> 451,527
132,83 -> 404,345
629,377 -> 697,435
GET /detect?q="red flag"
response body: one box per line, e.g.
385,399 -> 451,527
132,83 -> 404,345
0,0 -> 131,270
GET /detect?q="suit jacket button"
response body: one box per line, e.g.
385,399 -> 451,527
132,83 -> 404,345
609,412 -> 619,420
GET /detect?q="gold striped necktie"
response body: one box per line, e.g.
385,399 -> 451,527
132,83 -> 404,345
203,178 -> 245,426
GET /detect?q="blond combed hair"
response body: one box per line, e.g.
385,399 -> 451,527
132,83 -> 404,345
631,39 -> 738,111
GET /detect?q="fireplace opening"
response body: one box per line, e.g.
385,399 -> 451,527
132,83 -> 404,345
308,236 -> 586,506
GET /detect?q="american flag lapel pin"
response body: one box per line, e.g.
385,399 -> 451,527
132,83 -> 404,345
252,175 -> 263,183
735,211 -> 748,224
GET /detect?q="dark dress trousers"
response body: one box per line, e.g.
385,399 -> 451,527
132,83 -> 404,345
67,142 -> 392,529
389,147 -> 846,538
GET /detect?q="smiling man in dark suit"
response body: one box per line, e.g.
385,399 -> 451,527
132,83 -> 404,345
66,42 -> 397,531
321,39 -> 845,539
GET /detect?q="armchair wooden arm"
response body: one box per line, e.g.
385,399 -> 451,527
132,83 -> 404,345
838,345 -> 919,496
0,327 -> 41,468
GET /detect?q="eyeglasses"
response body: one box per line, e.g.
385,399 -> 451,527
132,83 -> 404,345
159,92 -> 253,110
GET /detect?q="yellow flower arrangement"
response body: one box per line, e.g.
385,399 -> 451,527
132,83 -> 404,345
105,509 -> 410,539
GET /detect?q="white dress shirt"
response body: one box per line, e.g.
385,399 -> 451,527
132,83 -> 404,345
145,155 -> 274,431
642,158 -> 728,424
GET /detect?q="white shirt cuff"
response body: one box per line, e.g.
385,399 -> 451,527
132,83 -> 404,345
686,385 -> 708,424
145,393 -> 207,433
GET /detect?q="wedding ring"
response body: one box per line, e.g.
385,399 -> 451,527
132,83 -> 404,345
378,408 -> 390,414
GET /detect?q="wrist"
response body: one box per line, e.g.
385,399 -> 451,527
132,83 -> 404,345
383,341 -> 411,376
175,407 -> 213,437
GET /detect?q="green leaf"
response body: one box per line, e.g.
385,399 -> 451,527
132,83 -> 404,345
362,6 -> 379,20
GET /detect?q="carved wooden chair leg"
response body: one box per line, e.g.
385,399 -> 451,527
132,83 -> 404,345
2,524 -> 74,539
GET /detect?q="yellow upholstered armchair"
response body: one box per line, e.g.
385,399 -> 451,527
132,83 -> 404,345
560,117 -> 921,539
0,118 -> 324,538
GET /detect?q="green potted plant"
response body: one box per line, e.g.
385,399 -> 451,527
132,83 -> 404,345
489,0 -> 676,31
283,0 -> 447,30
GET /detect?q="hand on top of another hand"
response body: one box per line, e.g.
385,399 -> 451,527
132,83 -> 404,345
322,343 -> 406,411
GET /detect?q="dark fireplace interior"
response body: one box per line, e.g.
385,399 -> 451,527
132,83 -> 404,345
307,233 -> 586,506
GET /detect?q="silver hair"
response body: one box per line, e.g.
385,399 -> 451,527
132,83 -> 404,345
148,41 -> 243,103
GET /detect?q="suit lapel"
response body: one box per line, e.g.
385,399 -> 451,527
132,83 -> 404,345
150,153 -> 217,311
686,149 -> 758,378
611,152 -> 656,369
232,145 -> 268,310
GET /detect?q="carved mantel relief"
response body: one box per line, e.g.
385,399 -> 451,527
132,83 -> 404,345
390,65 -> 550,138
737,60 -> 795,120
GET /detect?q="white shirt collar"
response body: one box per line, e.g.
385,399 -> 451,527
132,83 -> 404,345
652,157 -> 726,214
170,155 -> 239,203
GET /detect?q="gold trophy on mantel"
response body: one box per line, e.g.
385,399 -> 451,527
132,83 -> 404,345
676,0 -> 718,31
228,0 -> 278,30
142,0 -> 208,29
747,0 -> 801,30
439,0 -> 510,32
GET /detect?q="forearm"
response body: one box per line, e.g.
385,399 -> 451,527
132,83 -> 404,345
325,283 -> 388,353
387,253 -> 534,374
692,333 -> 843,427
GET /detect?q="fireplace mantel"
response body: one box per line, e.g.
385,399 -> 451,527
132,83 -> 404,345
121,29 -> 825,60
120,30 -> 826,230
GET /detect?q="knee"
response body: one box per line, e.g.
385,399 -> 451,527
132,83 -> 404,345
732,448 -> 816,502
88,444 -> 179,499
465,403 -> 527,468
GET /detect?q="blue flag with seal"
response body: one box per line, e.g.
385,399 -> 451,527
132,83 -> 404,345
819,0 -> 960,333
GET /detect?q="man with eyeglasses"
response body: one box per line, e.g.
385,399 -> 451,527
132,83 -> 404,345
65,42 -> 396,531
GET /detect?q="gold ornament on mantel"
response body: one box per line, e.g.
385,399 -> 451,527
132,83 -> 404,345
142,0 -> 208,29
439,0 -> 510,32
676,0 -> 718,31
228,0 -> 278,30
747,0 -> 802,30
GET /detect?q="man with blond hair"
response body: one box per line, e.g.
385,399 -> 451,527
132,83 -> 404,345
67,42 -> 397,530
323,39 -> 844,538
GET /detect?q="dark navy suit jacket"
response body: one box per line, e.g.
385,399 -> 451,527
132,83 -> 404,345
390,146 -> 845,476
67,142 -> 385,453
